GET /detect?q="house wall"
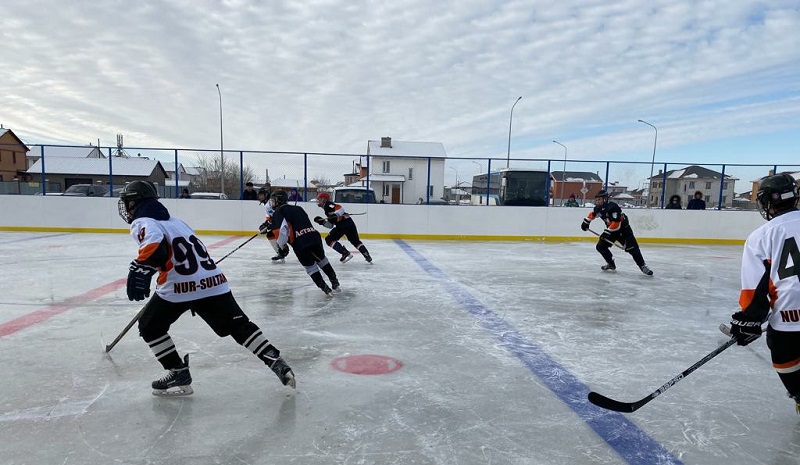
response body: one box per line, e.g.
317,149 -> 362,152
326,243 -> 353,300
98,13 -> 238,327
371,157 -> 445,204
0,196 -> 765,244
0,133 -> 27,182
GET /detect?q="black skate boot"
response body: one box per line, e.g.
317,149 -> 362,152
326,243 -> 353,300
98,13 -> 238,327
340,252 -> 353,263
330,278 -> 342,294
640,264 -> 653,276
264,348 -> 296,389
271,254 -> 285,264
152,354 -> 193,396
362,251 -> 372,263
601,260 -> 616,271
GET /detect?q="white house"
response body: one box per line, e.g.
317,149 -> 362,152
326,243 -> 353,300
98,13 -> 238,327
364,136 -> 446,204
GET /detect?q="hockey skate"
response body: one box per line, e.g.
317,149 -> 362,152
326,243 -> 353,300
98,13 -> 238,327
152,354 -> 193,396
271,254 -> 285,264
340,252 -> 353,264
330,278 -> 342,294
362,252 -> 373,263
640,264 -> 654,276
264,349 -> 296,389
321,284 -> 334,297
601,260 -> 616,271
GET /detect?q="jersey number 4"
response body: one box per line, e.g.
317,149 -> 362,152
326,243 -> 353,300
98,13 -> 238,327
778,237 -> 800,282
172,235 -> 216,276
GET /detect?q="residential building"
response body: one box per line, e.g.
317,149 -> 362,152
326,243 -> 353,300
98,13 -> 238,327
0,128 -> 29,183
364,137 -> 446,204
647,165 -> 737,209
26,157 -> 168,194
550,171 -> 605,205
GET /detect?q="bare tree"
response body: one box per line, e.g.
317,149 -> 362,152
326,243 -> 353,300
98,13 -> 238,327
194,153 -> 257,197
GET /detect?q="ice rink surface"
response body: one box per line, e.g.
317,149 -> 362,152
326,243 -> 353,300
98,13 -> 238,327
1,231 -> 799,465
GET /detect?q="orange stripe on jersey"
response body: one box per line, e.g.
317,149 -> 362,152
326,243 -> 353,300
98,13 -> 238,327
588,212 -> 596,220
137,242 -> 162,263
606,220 -> 622,231
774,357 -> 800,374
739,289 -> 756,310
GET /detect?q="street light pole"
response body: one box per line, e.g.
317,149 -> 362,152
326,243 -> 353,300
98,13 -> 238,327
638,119 -> 657,208
450,166 -> 459,205
216,84 -> 225,196
506,96 -> 522,169
553,140 -> 567,205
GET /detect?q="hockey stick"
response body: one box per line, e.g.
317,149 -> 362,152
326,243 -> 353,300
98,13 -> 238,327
588,228 -> 625,250
104,233 -> 259,353
587,337 -> 736,412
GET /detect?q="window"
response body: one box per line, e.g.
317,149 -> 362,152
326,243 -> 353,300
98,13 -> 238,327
722,196 -> 727,204
688,181 -> 695,189
429,185 -> 434,196
723,182 -> 728,190
382,160 -> 390,173
408,168 -> 413,180
705,181 -> 712,189
383,184 -> 390,196
13,153 -> 17,164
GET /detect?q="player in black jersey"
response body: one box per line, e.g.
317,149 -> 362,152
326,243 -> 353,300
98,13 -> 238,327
313,192 -> 372,263
581,190 -> 653,275
270,190 -> 341,296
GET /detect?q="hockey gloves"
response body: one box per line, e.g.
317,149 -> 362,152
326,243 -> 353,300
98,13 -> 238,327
729,312 -> 762,346
313,216 -> 325,225
581,219 -> 590,231
600,229 -> 614,243
127,261 -> 156,301
258,222 -> 269,234
314,216 -> 334,229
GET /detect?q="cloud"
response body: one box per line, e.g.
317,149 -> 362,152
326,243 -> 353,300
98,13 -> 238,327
2,0 -> 799,175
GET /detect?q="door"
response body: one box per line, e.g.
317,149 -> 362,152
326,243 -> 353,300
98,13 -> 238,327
391,185 -> 401,204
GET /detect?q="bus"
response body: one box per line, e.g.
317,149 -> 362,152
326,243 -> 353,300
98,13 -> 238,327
470,168 -> 552,206
332,186 -> 377,204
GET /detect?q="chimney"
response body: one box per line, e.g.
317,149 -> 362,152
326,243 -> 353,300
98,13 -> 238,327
380,137 -> 392,148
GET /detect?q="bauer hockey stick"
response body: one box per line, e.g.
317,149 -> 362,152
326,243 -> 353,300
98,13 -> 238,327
587,337 -> 736,413
104,232 -> 259,353
588,228 -> 625,250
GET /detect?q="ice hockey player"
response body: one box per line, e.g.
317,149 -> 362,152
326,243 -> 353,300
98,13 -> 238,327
313,192 -> 372,263
117,180 -> 295,395
728,173 -> 800,413
270,190 -> 341,296
581,189 -> 653,275
256,186 -> 284,263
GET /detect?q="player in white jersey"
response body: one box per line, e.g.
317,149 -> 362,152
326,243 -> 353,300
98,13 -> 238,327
256,186 -> 286,263
729,173 -> 800,412
118,181 -> 295,396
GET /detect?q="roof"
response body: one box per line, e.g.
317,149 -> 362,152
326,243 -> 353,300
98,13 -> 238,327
0,129 -> 30,151
26,157 -> 167,177
270,178 -> 305,189
162,162 -> 186,173
551,171 -> 604,182
366,139 -> 447,158
29,146 -> 106,158
652,165 -> 737,181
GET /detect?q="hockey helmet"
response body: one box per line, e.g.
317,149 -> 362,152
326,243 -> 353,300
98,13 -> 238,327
316,191 -> 331,206
257,187 -> 271,204
271,190 -> 289,209
595,189 -> 609,199
118,181 -> 158,224
757,173 -> 799,220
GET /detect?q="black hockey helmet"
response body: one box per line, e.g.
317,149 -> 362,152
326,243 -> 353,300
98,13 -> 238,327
118,181 -> 158,224
257,187 -> 271,204
757,173 -> 799,220
271,190 -> 289,209
595,189 -> 609,199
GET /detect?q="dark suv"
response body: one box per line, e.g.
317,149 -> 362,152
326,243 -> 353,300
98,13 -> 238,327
61,184 -> 109,197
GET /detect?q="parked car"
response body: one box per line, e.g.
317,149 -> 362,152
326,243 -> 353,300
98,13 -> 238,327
190,192 -> 228,200
61,184 -> 109,197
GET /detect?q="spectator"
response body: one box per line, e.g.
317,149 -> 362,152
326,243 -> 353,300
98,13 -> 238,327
687,191 -> 706,210
665,194 -> 682,209
179,188 -> 190,199
288,187 -> 304,202
564,194 -> 579,207
241,182 -> 258,201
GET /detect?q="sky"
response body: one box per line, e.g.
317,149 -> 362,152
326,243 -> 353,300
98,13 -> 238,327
2,0 -> 799,188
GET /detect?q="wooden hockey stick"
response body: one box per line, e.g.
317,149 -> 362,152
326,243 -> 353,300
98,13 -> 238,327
104,233 -> 259,353
588,228 -> 625,250
587,338 -> 736,412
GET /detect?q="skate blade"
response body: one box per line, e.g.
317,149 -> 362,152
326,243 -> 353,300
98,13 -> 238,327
341,255 -> 353,264
284,372 -> 297,389
152,385 -> 194,397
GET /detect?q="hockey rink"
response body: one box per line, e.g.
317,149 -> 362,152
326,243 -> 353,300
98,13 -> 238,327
1,231 -> 798,465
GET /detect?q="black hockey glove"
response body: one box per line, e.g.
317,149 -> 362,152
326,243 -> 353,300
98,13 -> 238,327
258,222 -> 270,234
581,219 -> 590,231
600,229 -> 613,242
313,216 -> 326,225
127,261 -> 156,301
729,312 -> 762,346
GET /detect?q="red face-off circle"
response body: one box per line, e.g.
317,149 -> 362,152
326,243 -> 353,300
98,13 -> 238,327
330,354 -> 403,375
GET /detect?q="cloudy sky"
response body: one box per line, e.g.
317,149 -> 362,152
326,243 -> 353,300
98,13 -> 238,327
3,0 -> 799,186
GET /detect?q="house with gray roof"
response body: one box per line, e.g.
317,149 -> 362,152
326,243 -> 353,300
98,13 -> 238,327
648,165 -> 737,208
364,136 -> 446,204
26,157 -> 168,194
